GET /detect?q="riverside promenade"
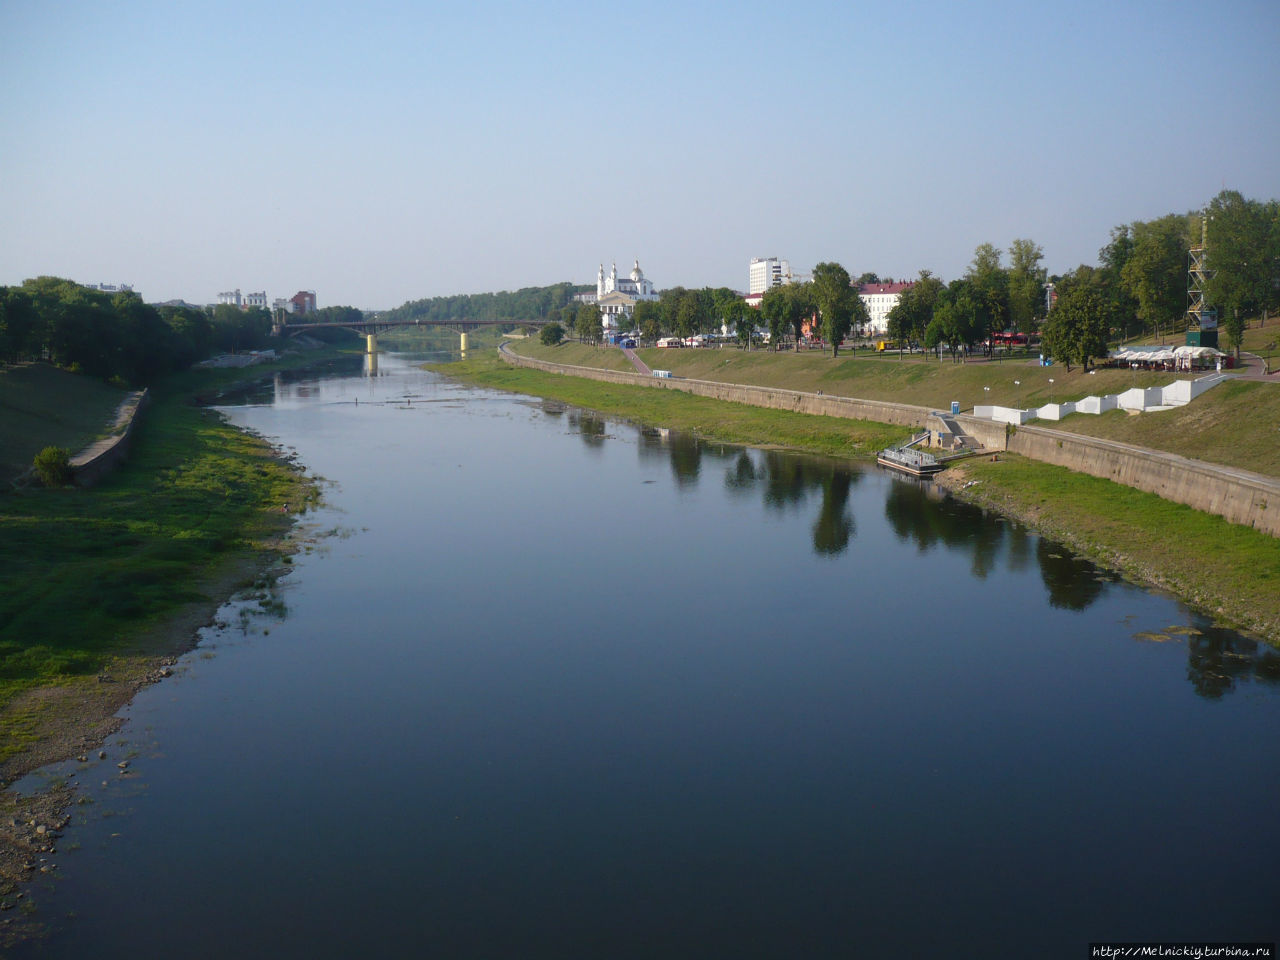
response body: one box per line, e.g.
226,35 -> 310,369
498,341 -> 1280,537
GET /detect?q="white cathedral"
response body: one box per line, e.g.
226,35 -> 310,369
595,260 -> 658,329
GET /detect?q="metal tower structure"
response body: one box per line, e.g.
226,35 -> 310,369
1186,215 -> 1217,346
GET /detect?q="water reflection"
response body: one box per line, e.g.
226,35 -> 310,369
1037,540 -> 1109,611
551,398 -> 1276,703
1183,619 -> 1280,699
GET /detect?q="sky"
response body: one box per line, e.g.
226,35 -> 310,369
2,0 -> 1278,310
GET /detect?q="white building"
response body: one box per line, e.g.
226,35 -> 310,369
748,257 -> 793,295
594,260 -> 658,329
243,291 -> 267,310
858,281 -> 915,336
217,289 -> 242,307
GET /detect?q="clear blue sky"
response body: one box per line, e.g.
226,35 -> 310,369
2,0 -> 1277,309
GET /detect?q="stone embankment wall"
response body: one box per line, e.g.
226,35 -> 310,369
500,345 -> 1279,537
71,389 -> 150,488
500,345 -> 936,428
1007,425 -> 1279,536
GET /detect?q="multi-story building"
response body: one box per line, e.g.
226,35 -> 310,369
217,289 -> 242,307
243,291 -> 268,310
858,281 -> 915,335
748,257 -> 792,295
288,290 -> 317,315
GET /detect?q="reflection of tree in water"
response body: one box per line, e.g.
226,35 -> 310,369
667,432 -> 703,486
567,410 -> 607,449
724,450 -> 859,556
812,470 -> 854,555
883,480 -> 1004,580
884,481 -> 1112,601
1182,616 -> 1280,700
1036,540 -> 1108,611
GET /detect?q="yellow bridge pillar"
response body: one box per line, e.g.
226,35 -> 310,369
366,333 -> 378,355
459,331 -> 469,352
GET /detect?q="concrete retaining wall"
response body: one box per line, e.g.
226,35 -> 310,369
1009,424 -> 1279,536
71,389 -> 150,488
501,346 -> 936,428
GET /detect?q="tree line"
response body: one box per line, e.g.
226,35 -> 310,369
885,188 -> 1280,369
0,276 -> 363,386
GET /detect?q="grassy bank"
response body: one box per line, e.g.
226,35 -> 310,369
429,351 -> 908,459
1,364 -> 130,482
936,456 -> 1280,639
511,339 -> 1280,478
434,347 -> 1280,643
0,348 -> 357,775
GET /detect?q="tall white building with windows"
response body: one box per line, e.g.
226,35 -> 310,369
748,257 -> 792,295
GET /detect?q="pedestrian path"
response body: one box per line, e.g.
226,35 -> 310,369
621,347 -> 651,376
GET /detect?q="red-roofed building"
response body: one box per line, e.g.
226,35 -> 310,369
858,281 -> 914,335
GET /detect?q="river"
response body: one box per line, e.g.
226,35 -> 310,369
12,352 -> 1280,958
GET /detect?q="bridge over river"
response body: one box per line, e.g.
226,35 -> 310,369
274,317 -> 553,353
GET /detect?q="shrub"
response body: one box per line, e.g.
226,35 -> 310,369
33,446 -> 72,487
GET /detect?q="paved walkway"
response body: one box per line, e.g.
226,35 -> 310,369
621,347 -> 651,376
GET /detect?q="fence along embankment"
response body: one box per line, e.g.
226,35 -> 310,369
498,344 -> 1279,537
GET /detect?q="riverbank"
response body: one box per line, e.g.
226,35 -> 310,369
0,346 -> 357,944
427,350 -> 1280,642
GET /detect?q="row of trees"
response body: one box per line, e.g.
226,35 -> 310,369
0,276 -> 363,386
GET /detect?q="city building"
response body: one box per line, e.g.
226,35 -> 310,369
748,257 -> 793,295
288,290 -> 317,315
593,260 -> 658,329
217,289 -> 242,307
858,281 -> 915,335
243,291 -> 268,310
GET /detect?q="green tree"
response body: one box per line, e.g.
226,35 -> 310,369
1205,190 -> 1279,359
576,303 -> 602,345
886,270 -> 942,350
1041,266 -> 1114,372
965,243 -> 1008,353
539,322 -> 564,346
1121,214 -> 1187,343
33,446 -> 72,487
812,261 -> 855,357
633,300 -> 663,343
759,285 -> 790,350
1007,238 -> 1046,335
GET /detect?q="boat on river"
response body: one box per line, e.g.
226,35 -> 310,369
877,444 -> 944,477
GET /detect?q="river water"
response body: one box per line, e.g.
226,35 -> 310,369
13,352 -> 1280,958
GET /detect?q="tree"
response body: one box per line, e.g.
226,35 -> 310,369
759,285 -> 789,351
1098,225 -> 1141,339
576,303 -> 602,345
965,243 -> 1008,353
886,270 -> 942,350
33,446 -> 72,487
1007,238 -> 1046,335
1205,190 -> 1279,358
1121,214 -> 1187,343
812,261 -> 855,358
1041,266 -> 1114,372
633,300 -> 663,343
539,322 -> 564,346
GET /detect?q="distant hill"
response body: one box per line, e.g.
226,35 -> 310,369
381,282 -> 589,325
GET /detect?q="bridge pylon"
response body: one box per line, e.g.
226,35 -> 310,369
366,333 -> 378,355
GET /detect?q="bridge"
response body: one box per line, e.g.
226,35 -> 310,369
274,317 -> 553,354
